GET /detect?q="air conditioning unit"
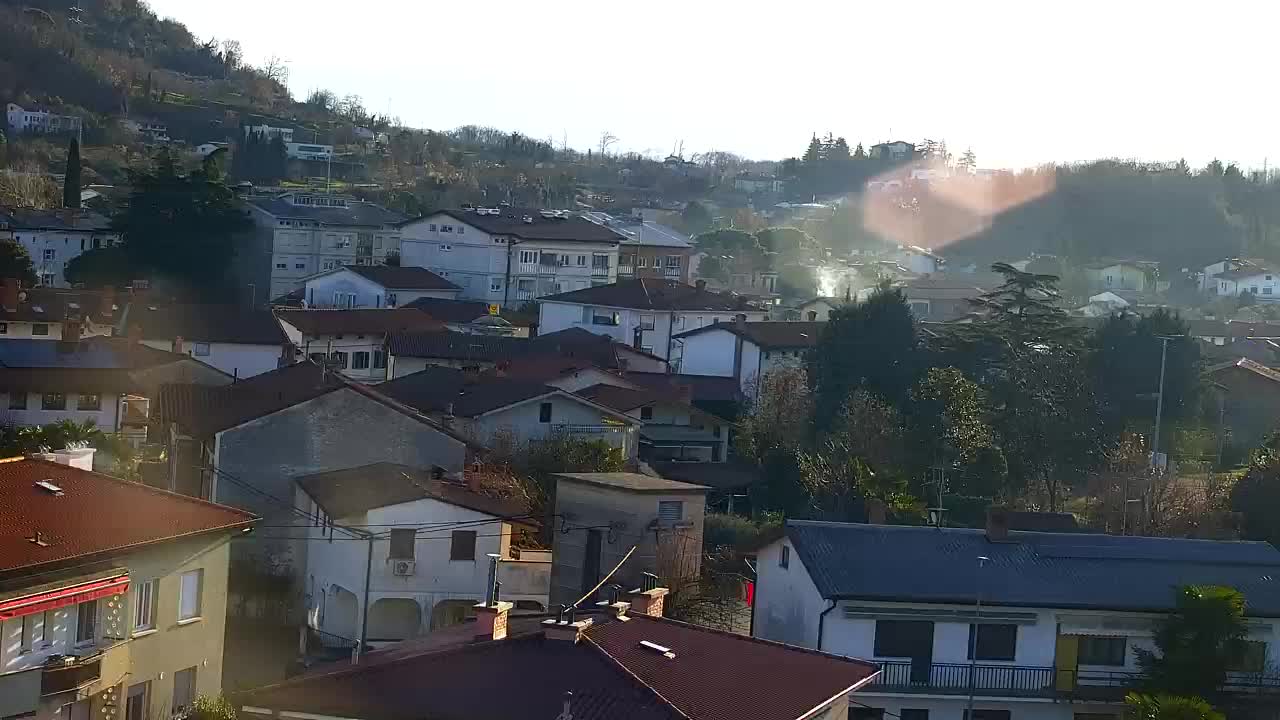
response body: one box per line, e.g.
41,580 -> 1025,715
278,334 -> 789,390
392,560 -> 416,576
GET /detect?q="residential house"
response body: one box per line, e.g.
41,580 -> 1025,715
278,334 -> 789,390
1,283 -> 119,340
275,309 -> 443,383
1088,261 -> 1152,293
1215,267 -> 1279,299
195,142 -> 229,156
575,383 -> 729,463
2,208 -> 119,287
1200,258 -> 1265,293
298,265 -> 460,309
0,456 -> 256,720
869,140 -> 915,161
901,276 -> 988,321
548,472 -> 707,608
5,103 -> 81,135
581,212 -> 695,283
1190,320 -> 1280,349
399,207 -> 625,304
378,366 -> 641,459
0,336 -> 231,434
895,245 -> 944,275
754,516 -> 1280,720
537,279 -> 768,362
401,297 -> 531,337
243,124 -> 294,143
122,118 -> 169,142
734,173 -> 786,194
1205,358 -> 1280,450
150,362 -> 475,688
295,463 -> 550,647
242,193 -> 406,302
798,296 -> 844,321
235,588 -> 879,720
284,143 -> 333,161
135,304 -> 292,379
673,319 -> 822,395
385,326 -> 668,379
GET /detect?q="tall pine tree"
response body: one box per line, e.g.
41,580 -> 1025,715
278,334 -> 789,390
63,137 -> 81,209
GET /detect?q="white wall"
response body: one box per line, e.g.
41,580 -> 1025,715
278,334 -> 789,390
0,392 -> 121,430
141,340 -> 284,379
753,538 -> 828,648
304,271 -> 393,309
296,334 -> 388,383
0,320 -> 113,340
538,302 -> 766,362
13,230 -> 119,288
466,395 -> 638,460
1220,272 -> 1280,299
674,329 -> 739,377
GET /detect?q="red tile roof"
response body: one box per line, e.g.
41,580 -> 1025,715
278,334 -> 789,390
0,458 -> 256,575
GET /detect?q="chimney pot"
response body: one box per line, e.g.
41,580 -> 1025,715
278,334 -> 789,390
472,600 -> 513,641
695,279 -> 707,291
626,585 -> 669,618
541,616 -> 593,643
172,335 -> 184,354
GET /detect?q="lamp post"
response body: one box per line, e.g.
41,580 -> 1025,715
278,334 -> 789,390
966,556 -> 990,720
1150,336 -> 1178,472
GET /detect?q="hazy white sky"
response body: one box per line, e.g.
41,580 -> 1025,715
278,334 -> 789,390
147,0 -> 1279,170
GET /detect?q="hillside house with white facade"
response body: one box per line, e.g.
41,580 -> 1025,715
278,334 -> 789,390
400,208 -> 624,305
285,142 -> 333,161
243,193 -> 406,302
0,284 -> 118,340
537,279 -> 767,363
754,516 -> 1280,720
1216,267 -> 1280,299
6,103 -> 82,135
1,208 -> 119,287
135,304 -> 292,379
674,319 -> 822,395
274,309 -> 443,383
295,462 -> 550,645
243,124 -> 294,142
299,265 -> 460,309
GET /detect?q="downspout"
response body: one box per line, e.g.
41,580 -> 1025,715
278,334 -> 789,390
817,599 -> 837,651
355,532 -> 373,663
665,310 -> 675,362
503,237 -> 515,306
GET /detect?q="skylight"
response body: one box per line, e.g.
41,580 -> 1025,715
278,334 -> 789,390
35,480 -> 64,495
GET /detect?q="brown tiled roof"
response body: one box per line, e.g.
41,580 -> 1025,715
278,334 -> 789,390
0,458 -> 255,575
650,461 -> 761,491
542,279 -> 756,311
674,320 -> 824,349
341,265 -> 460,291
134,304 -> 289,345
275,309 -> 443,337
1205,357 -> 1280,384
1,287 -> 118,325
236,612 -> 878,720
386,327 -> 650,368
0,337 -> 217,394
401,297 -> 505,324
627,372 -> 742,404
378,367 -> 559,417
295,462 -> 528,519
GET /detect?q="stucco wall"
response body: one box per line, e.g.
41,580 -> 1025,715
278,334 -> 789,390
0,391 -> 121,430
141,340 -> 284,379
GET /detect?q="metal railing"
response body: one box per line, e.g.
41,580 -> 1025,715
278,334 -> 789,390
591,265 -> 611,277
871,661 -> 1055,697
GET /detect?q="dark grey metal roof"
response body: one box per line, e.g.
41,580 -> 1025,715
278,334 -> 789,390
0,208 -> 113,231
246,196 -> 405,226
784,520 -> 1280,616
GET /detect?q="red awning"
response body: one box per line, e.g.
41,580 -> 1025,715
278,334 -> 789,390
0,575 -> 130,620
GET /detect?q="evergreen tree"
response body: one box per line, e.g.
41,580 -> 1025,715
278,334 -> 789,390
63,137 -> 81,209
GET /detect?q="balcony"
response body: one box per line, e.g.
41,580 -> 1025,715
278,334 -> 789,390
591,265 -> 611,278
617,262 -> 636,277
662,266 -> 682,279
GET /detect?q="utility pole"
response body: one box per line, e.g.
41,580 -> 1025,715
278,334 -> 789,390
966,556 -> 990,719
1150,336 -> 1173,472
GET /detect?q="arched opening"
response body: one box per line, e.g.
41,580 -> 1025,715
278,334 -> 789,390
430,599 -> 478,630
322,585 -> 359,642
366,597 -> 423,642
515,600 -> 545,612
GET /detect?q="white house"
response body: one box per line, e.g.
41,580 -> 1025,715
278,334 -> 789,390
2,208 -> 119,287
673,319 -> 822,395
195,141 -> 229,156
0,284 -> 118,340
274,309 -> 443,383
798,296 -> 843,322
285,142 -> 334,161
870,140 -> 915,161
734,174 -> 785,194
536,279 -> 767,363
244,124 -> 294,143
6,103 -> 81,135
244,192 -> 406,302
295,462 -> 551,644
1089,261 -> 1150,293
754,516 -> 1280,720
299,265 -> 460,309
399,207 -> 625,304
135,304 -> 292,379
378,366 -> 642,460
1216,267 -> 1280,299
575,382 -> 730,463
896,245 -> 944,275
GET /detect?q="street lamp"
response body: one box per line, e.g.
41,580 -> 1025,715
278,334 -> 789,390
966,556 -> 990,720
1150,335 -> 1180,472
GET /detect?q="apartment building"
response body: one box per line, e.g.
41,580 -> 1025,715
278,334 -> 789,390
399,208 -> 624,305
6,103 -> 82,136
674,319 -> 822,394
299,265 -> 460,309
0,456 -> 256,720
274,309 -> 442,383
754,514 -> 1280,720
243,193 -> 406,302
1,208 -> 119,288
243,124 -> 294,143
581,212 -> 694,283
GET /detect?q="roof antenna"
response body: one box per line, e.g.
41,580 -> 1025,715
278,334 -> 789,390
556,692 -> 573,720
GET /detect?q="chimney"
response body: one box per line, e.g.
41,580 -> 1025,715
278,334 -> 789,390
464,467 -> 481,493
733,313 -> 747,329
594,584 -> 631,619
473,554 -> 514,640
695,279 -> 707,291
172,335 -> 184,355
986,506 -> 1010,542
64,319 -> 83,343
542,606 -> 593,643
866,497 -> 887,525
627,573 -> 669,618
99,285 -> 115,318
1,278 -> 19,311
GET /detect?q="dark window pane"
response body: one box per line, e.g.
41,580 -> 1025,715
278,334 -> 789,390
450,530 -> 476,561
389,528 -> 415,559
901,710 -> 929,720
968,624 -> 1017,661
1078,635 -> 1126,666
964,712 -> 1010,720
874,620 -> 933,658
539,402 -> 553,423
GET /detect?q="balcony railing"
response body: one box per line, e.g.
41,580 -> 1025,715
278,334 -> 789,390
41,653 -> 103,696
591,265 -> 611,278
662,266 -> 682,278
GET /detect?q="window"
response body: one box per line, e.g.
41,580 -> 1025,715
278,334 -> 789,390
373,350 -> 387,369
32,323 -> 49,336
77,394 -> 101,411
657,500 -> 683,523
0,322 -> 6,334
40,273 -> 54,287
1076,635 -> 1127,666
489,277 -> 503,293
637,256 -> 648,268
640,406 -> 653,421
640,314 -> 656,330
323,260 -> 337,271
20,612 -> 36,653
275,262 -> 287,269
1268,275 -> 1274,281
295,263 -> 306,270
450,530 -> 477,561
133,579 -> 158,632
178,569 -> 203,621
963,712 -> 1010,720
591,254 -> 610,271
665,255 -> 681,268
389,528 -> 415,559
172,667 -> 197,714
9,392 -> 27,410
901,711 -> 929,720
559,254 -> 571,266
43,248 -> 56,261
428,223 -> 437,231
440,244 -> 453,251
42,393 -> 66,410
441,224 -> 454,233
674,316 -> 685,330
576,255 -> 587,267
331,352 -> 348,369
192,343 -> 211,357
968,623 -> 1017,661
874,620 -> 934,658
1266,288 -> 1274,295
334,292 -> 357,309
352,351 -> 370,370
75,600 -> 97,644
125,682 -> 150,720
539,402 -> 553,423
521,250 -> 538,264
592,310 -> 621,326
456,226 -> 464,235
779,544 -> 790,568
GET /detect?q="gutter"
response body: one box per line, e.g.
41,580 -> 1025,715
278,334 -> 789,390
816,599 -> 837,651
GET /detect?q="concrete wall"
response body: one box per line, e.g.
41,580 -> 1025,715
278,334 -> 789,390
538,303 -> 766,362
13,230 -> 119,287
549,479 -> 705,607
674,329 -> 738,377
753,537 -> 828,648
467,395 -> 634,454
141,340 -> 285,379
0,391 -> 122,430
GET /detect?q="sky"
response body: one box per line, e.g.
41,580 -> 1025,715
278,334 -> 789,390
147,0 -> 1280,171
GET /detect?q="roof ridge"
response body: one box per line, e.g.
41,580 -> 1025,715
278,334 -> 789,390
20,457 -> 257,519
